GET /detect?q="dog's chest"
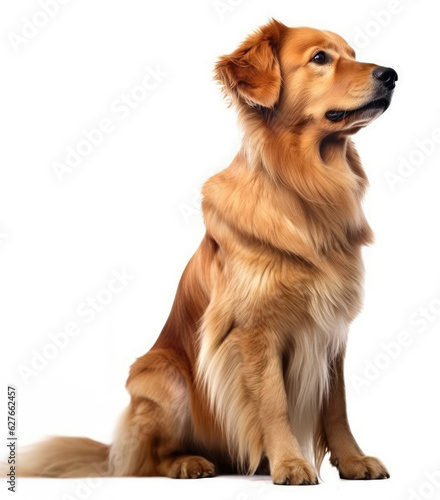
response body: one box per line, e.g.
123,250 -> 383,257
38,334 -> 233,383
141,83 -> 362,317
228,246 -> 364,336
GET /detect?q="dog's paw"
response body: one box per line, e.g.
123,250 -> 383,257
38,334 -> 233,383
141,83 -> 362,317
337,455 -> 390,480
168,455 -> 216,479
272,458 -> 319,485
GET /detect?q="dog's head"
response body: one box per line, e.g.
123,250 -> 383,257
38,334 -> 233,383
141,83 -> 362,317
215,20 -> 397,134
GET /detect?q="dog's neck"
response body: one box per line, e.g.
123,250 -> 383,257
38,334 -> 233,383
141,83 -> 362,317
202,114 -> 373,264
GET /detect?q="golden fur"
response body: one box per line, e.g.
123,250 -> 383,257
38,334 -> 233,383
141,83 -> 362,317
10,19 -> 396,484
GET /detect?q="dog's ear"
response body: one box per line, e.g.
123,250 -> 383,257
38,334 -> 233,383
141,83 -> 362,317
215,19 -> 285,108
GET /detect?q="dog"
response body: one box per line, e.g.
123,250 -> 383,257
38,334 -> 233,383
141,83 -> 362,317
14,19 -> 397,484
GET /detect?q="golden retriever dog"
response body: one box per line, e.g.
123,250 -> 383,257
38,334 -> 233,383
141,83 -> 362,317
14,19 -> 397,485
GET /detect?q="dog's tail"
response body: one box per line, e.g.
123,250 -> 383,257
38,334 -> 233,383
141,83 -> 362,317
8,437 -> 110,478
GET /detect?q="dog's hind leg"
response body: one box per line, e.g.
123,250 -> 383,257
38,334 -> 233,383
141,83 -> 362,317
109,348 -> 216,478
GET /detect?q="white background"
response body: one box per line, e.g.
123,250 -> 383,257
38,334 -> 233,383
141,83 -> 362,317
1,0 -> 439,499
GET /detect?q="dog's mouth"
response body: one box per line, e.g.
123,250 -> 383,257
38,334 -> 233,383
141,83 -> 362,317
325,97 -> 391,123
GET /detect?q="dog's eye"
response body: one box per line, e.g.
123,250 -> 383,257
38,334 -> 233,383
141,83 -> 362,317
311,51 -> 330,65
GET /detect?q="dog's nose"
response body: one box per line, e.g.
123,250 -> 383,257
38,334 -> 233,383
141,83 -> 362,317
373,67 -> 398,90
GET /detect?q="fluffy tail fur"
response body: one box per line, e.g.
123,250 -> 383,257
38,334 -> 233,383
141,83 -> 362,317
8,437 -> 109,478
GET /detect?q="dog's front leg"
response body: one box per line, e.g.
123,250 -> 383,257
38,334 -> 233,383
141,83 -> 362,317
322,353 -> 390,480
203,327 -> 318,485
243,330 -> 319,485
